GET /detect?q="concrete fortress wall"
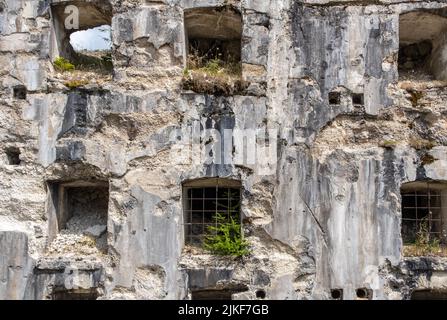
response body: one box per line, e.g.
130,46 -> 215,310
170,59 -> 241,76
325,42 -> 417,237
1,0 -> 447,300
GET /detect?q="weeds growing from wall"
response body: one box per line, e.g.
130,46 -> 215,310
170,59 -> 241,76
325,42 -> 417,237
64,79 -> 89,89
203,213 -> 249,257
409,137 -> 437,150
379,140 -> 398,149
202,189 -> 249,257
403,218 -> 447,257
54,57 -> 75,72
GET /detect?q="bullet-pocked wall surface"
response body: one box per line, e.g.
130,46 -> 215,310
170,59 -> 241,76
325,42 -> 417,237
2,0 -> 447,300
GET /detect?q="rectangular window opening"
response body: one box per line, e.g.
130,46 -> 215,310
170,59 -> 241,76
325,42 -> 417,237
51,3 -> 113,73
52,288 -> 99,300
47,181 -> 109,255
328,92 -> 341,105
13,85 -> 27,100
411,290 -> 447,300
184,7 -> 242,70
6,147 -> 21,165
191,289 -> 242,300
182,7 -> 243,94
401,181 -> 447,256
399,11 -> 447,81
352,93 -> 364,106
183,180 -> 241,247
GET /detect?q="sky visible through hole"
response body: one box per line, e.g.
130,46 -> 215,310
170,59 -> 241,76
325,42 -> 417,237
70,25 -> 112,51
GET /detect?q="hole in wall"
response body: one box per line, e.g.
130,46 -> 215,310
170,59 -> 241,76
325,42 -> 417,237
356,288 -> 367,299
191,284 -> 248,300
63,186 -> 108,251
192,289 -> 235,300
328,92 -> 341,105
47,181 -> 109,254
13,85 -> 27,100
70,25 -> 112,52
69,25 -> 112,71
52,288 -> 99,300
6,147 -> 21,165
411,290 -> 447,300
330,289 -> 343,300
256,290 -> 266,299
352,93 -> 364,106
184,6 -> 242,67
356,288 -> 372,300
399,41 -> 432,76
399,11 -> 447,81
182,6 -> 245,95
51,2 -> 113,73
391,283 -> 400,290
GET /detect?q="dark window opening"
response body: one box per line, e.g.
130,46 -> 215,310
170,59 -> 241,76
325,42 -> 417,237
184,7 -> 242,70
183,179 -> 241,246
328,92 -> 341,105
356,288 -> 372,300
256,290 -> 266,299
352,93 -> 364,106
398,40 -> 433,80
401,182 -> 446,245
47,181 -> 109,253
52,288 -> 98,300
13,85 -> 27,100
51,3 -> 113,73
64,186 -> 108,229
188,38 -> 241,68
6,147 -> 21,165
411,290 -> 447,300
331,289 -> 343,300
399,11 -> 447,81
192,286 -> 248,300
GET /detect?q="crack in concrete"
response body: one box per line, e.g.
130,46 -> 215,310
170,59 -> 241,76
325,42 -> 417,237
297,192 -> 328,247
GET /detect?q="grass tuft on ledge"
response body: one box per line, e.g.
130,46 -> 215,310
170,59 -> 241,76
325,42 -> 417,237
182,53 -> 249,96
403,219 -> 447,257
64,79 -> 89,89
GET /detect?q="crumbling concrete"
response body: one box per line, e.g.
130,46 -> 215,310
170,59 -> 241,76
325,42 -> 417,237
1,0 -> 447,300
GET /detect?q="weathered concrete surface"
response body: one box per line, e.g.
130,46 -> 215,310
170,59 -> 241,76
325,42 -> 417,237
1,0 -> 447,300
0,217 -> 34,300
